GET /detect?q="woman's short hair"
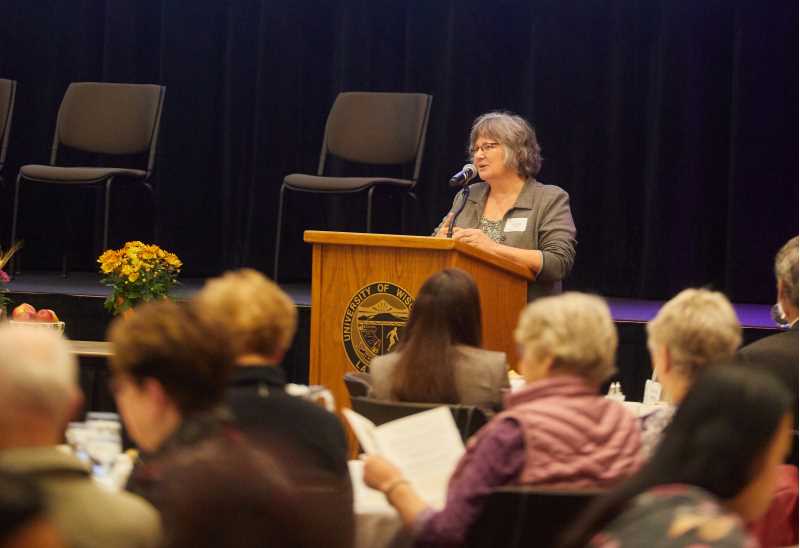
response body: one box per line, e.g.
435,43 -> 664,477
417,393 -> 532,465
194,269 -> 297,359
646,288 -> 741,378
108,300 -> 232,414
514,292 -> 617,385
469,111 -> 542,179
775,236 -> 799,308
0,326 -> 76,422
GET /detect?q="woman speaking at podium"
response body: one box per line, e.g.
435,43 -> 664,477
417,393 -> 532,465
435,112 -> 576,300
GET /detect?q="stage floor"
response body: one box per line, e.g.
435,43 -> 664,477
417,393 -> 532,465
5,271 -> 776,329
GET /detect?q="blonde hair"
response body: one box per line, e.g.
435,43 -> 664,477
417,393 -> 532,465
647,288 -> 741,378
775,236 -> 799,308
0,326 -> 77,420
514,292 -> 617,384
194,269 -> 297,358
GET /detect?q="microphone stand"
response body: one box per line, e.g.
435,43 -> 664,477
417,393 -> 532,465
446,183 -> 471,239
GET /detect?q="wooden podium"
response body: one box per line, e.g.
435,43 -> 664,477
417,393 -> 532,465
304,231 -> 533,410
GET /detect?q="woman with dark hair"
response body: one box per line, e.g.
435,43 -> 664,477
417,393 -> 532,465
434,112 -> 577,300
368,268 -> 508,406
561,365 -> 794,548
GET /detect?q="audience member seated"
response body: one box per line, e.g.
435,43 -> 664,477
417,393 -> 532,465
0,470 -> 64,548
157,437 -> 354,548
737,236 -> 799,429
561,366 -> 793,548
193,268 -> 349,480
0,327 -> 160,548
108,300 -> 235,505
640,288 -> 741,457
363,292 -> 641,548
369,268 -> 509,407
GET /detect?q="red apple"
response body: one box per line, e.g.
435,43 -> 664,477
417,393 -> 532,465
11,303 -> 36,321
36,309 -> 59,322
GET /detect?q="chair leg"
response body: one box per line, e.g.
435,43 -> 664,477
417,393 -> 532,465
273,184 -> 287,282
60,194 -> 73,279
405,191 -> 418,234
10,173 -> 21,276
366,186 -> 376,233
102,178 -> 113,251
141,181 -> 157,244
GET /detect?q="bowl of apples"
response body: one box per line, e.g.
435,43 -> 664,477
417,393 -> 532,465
9,303 -> 65,334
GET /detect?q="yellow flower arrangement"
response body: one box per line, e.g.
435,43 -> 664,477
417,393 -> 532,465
98,241 -> 182,315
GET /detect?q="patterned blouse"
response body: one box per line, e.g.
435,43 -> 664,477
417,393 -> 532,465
592,484 -> 757,548
478,217 -> 506,243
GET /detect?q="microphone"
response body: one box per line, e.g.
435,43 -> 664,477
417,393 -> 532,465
448,164 -> 477,187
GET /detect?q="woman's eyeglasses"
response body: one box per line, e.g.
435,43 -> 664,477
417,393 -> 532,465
470,142 -> 500,155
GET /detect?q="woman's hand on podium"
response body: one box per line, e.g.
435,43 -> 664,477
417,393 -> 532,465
453,227 -> 498,254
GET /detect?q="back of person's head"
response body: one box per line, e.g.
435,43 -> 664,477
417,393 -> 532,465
0,470 -> 64,548
391,268 -> 481,403
514,292 -> 617,385
108,299 -> 232,415
561,365 -> 793,547
158,438 -> 354,548
775,236 -> 799,311
194,269 -> 297,360
647,288 -> 741,378
0,327 -> 77,436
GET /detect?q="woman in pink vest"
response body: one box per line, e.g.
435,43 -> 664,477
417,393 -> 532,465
363,292 -> 642,548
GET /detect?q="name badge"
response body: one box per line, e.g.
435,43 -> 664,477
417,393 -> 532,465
642,379 -> 663,405
504,217 -> 528,232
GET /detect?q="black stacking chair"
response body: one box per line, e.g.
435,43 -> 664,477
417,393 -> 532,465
349,396 -> 488,443
273,91 -> 433,281
464,487 -> 603,548
343,372 -> 372,398
0,79 -> 17,186
11,82 -> 166,273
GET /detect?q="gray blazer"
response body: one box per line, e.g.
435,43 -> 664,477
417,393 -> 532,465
368,345 -> 509,407
435,180 -> 577,300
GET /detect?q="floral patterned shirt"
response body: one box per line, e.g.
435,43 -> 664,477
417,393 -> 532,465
592,484 -> 758,548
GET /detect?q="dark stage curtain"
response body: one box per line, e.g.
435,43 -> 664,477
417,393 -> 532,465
1,0 -> 796,303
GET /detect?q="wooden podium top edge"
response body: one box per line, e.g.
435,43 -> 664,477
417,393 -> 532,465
303,231 -> 533,281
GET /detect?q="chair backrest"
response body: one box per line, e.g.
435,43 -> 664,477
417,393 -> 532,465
0,79 -> 17,168
464,487 -> 603,548
321,92 -> 432,178
53,82 -> 166,171
349,396 -> 487,442
343,372 -> 372,398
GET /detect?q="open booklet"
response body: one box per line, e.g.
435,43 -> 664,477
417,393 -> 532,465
343,406 -> 465,510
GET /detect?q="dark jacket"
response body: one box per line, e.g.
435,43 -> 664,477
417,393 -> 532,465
226,366 -> 349,479
737,323 -> 799,435
126,407 -> 237,507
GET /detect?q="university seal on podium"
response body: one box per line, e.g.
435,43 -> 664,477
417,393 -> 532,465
342,282 -> 414,372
